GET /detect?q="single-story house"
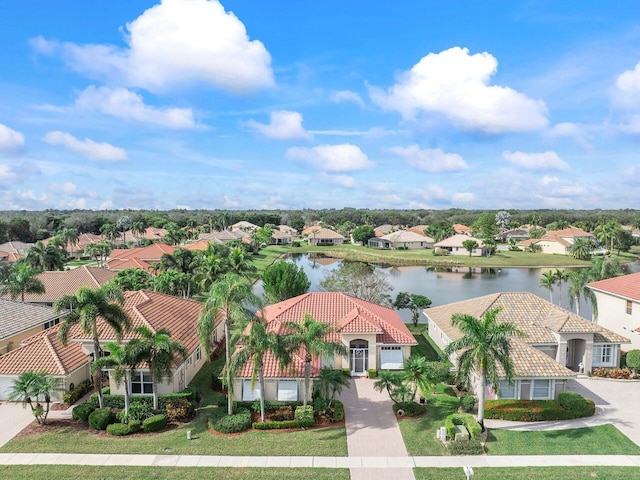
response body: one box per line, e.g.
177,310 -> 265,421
271,229 -> 293,245
301,225 -> 322,236
107,243 -> 175,271
233,292 -> 417,402
434,234 -> 485,256
0,290 -> 214,401
307,228 -> 345,246
406,225 -> 429,236
279,225 -> 298,236
368,230 -> 434,249
497,227 -> 530,243
121,227 -> 167,245
588,272 -> 640,350
452,224 -> 472,236
424,292 -> 629,400
373,224 -> 398,237
43,233 -> 105,257
198,229 -> 250,244
0,300 -> 68,355
231,221 -> 260,233
521,226 -> 596,255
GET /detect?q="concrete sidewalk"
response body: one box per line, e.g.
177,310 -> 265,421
1,453 -> 640,468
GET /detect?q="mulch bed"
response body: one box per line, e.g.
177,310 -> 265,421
14,417 -> 179,439
207,411 -> 344,437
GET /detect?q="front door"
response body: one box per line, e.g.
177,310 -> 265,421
350,340 -> 369,376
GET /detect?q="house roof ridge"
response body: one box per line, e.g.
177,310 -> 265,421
43,333 -> 66,375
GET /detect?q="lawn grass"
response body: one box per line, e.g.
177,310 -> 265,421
414,467 -> 640,480
410,334 -> 442,362
485,424 -> 640,455
0,358 -> 348,457
0,466 -> 349,480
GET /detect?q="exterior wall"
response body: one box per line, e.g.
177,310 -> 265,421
445,245 -> 485,256
309,237 -> 343,246
537,241 -> 569,255
0,325 -> 42,355
592,291 -> 640,350
340,333 -> 378,374
391,240 -> 427,250
556,332 -> 593,372
233,378 -> 306,402
427,316 -> 451,354
489,378 -> 568,401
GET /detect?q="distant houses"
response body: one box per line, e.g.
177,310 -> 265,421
518,226 -> 595,255
368,230 -> 434,249
434,234 -> 485,256
307,228 -> 345,246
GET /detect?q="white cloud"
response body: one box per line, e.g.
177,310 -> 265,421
452,192 -> 475,203
43,131 -> 127,161
613,61 -> 640,108
0,124 -> 25,153
369,46 -> 548,133
541,175 -> 559,186
49,182 -> 80,195
244,110 -> 312,140
547,122 -> 591,149
75,86 -> 197,129
286,144 -> 373,172
502,150 -> 570,171
331,90 -> 365,108
223,195 -> 239,207
31,0 -> 273,94
0,162 -> 40,186
389,145 -> 468,172
317,172 -> 356,188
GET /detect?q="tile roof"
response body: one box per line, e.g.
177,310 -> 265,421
0,251 -> 23,262
374,224 -> 397,236
382,230 -> 434,243
588,272 -> 640,302
434,234 -> 484,248
108,243 -> 175,262
502,341 -> 576,378
302,225 -> 322,236
308,228 -> 345,240
16,266 -> 115,303
198,230 -> 248,243
0,241 -> 33,255
107,257 -> 153,272
121,227 -> 167,241
271,229 -> 292,240
0,299 -> 65,341
231,221 -> 259,231
182,240 -> 212,251
452,224 -> 471,234
406,225 -> 429,236
235,346 -> 320,378
278,225 -> 298,234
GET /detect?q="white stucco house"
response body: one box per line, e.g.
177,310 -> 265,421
434,234 -> 486,256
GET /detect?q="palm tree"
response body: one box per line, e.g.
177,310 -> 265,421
116,216 -> 133,247
314,368 -> 350,407
0,261 -> 45,302
228,317 -> 286,422
553,269 -> 569,308
55,284 -> 131,408
130,326 -> 188,411
194,245 -> 229,292
567,269 -> 598,318
444,307 -> 524,426
131,221 -> 146,246
282,313 -> 348,413
25,241 -> 66,271
59,228 -> 79,258
373,369 -> 403,403
570,238 -> 593,260
402,356 -> 449,401
197,273 -> 259,415
7,371 -> 62,425
539,270 -> 556,304
227,247 -> 257,278
91,341 -> 139,416
594,219 -> 620,256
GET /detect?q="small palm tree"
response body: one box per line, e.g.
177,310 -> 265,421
314,368 -> 350,407
282,314 -> 348,413
0,261 -> 45,302
7,371 -> 62,425
444,307 -> 525,426
570,238 -> 593,260
55,284 -> 131,408
373,370 -> 403,403
131,326 -> 188,411
539,270 -> 556,304
91,341 -> 140,416
402,356 -> 449,401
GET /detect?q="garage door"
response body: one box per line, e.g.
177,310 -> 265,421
242,380 -> 261,401
380,347 -> 404,369
0,376 -> 16,400
277,380 -> 298,401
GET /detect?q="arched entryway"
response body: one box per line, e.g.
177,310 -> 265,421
350,339 -> 369,376
566,339 -> 587,372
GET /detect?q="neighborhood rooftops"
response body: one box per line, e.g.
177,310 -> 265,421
14,266 -> 115,303
587,272 -> 640,302
0,299 -> 66,342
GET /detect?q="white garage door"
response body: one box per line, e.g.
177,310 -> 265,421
242,380 -> 261,401
277,380 -> 298,401
0,376 -> 16,400
380,347 -> 404,369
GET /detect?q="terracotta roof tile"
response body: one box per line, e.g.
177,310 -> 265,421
14,266 -> 116,303
588,272 -> 640,302
308,228 -> 345,240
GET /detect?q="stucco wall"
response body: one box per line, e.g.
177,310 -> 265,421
0,325 -> 42,355
593,292 -> 640,350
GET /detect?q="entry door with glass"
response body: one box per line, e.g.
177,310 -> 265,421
350,340 -> 369,375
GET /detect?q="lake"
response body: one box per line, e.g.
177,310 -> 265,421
254,254 -> 640,323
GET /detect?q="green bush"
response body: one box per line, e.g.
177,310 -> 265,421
313,397 -> 330,413
294,405 -> 314,422
253,418 -> 315,430
447,439 -> 483,455
63,380 -> 92,405
90,388 -> 195,411
333,400 -> 344,421
102,387 -> 110,395
71,402 -> 95,422
106,423 -> 130,436
128,401 -> 156,422
143,414 -> 167,433
166,398 -> 194,422
367,369 -> 378,379
209,408 -> 252,434
128,419 -> 141,434
393,401 -> 427,417
484,397 -> 595,422
445,413 -> 481,440
342,368 -> 351,377
235,400 -> 301,411
88,408 -> 113,430
459,395 -> 475,412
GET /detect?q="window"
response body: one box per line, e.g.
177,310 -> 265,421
627,300 -> 633,315
195,347 -> 202,362
43,318 -> 60,330
131,372 -> 153,395
532,379 -> 550,399
277,380 -> 298,401
593,344 -> 613,366
498,380 -> 516,399
186,355 -> 192,367
242,380 -> 261,401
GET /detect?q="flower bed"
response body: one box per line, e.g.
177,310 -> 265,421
485,393 -> 595,421
591,368 -> 632,379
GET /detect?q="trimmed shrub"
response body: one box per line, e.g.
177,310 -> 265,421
367,369 -> 378,379
209,408 -> 252,434
447,439 -> 483,455
592,368 -> 631,379
445,413 -> 481,440
102,387 -> 111,395
459,395 -> 475,413
128,419 -> 141,434
333,400 -> 344,421
294,405 -> 314,422
313,397 -> 330,414
393,402 -> 427,417
253,418 -> 316,430
89,388 -> 195,411
88,407 -> 113,430
270,406 -> 294,421
63,380 -> 92,405
484,397 -> 595,422
128,401 -> 156,422
166,398 -> 194,422
72,402 -> 95,422
143,414 -> 167,433
106,423 -> 130,436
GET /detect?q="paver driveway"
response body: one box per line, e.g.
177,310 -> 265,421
0,401 -> 35,448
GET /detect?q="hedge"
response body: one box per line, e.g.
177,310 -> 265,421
235,400 -> 302,411
208,407 -> 252,434
459,395 -> 475,413
88,408 -> 113,430
72,402 -> 95,422
63,380 -> 92,405
253,418 -> 315,430
484,396 -> 595,422
393,401 -> 427,417
89,388 -> 195,410
294,405 -> 314,422
106,423 -> 130,436
143,414 -> 167,433
367,369 -> 378,379
128,419 -> 141,433
333,400 -> 344,421
447,439 -> 483,455
445,413 -> 481,440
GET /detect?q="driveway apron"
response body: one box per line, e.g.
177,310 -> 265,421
0,402 -> 36,448
339,378 -> 415,480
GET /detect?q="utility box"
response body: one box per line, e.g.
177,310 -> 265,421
454,425 -> 469,441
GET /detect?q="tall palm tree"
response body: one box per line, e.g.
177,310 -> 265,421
444,307 -> 524,426
131,221 -> 146,246
553,269 -> 569,308
25,241 -> 66,271
130,326 -> 188,411
195,245 -> 229,292
0,261 -> 45,302
539,270 -> 556,304
594,219 -> 620,256
567,269 -> 598,319
55,284 -> 130,408
116,216 -> 133,247
228,317 -> 287,422
227,247 -> 257,278
7,371 -> 62,425
59,228 -> 79,258
283,313 -> 348,413
197,273 -> 259,415
100,223 -> 119,243
91,341 -> 139,416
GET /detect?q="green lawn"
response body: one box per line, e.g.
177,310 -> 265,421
0,466 -> 349,480
410,334 -> 443,362
414,467 -> 640,480
0,359 -> 348,457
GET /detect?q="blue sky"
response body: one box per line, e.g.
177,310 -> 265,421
1,1 -> 640,211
